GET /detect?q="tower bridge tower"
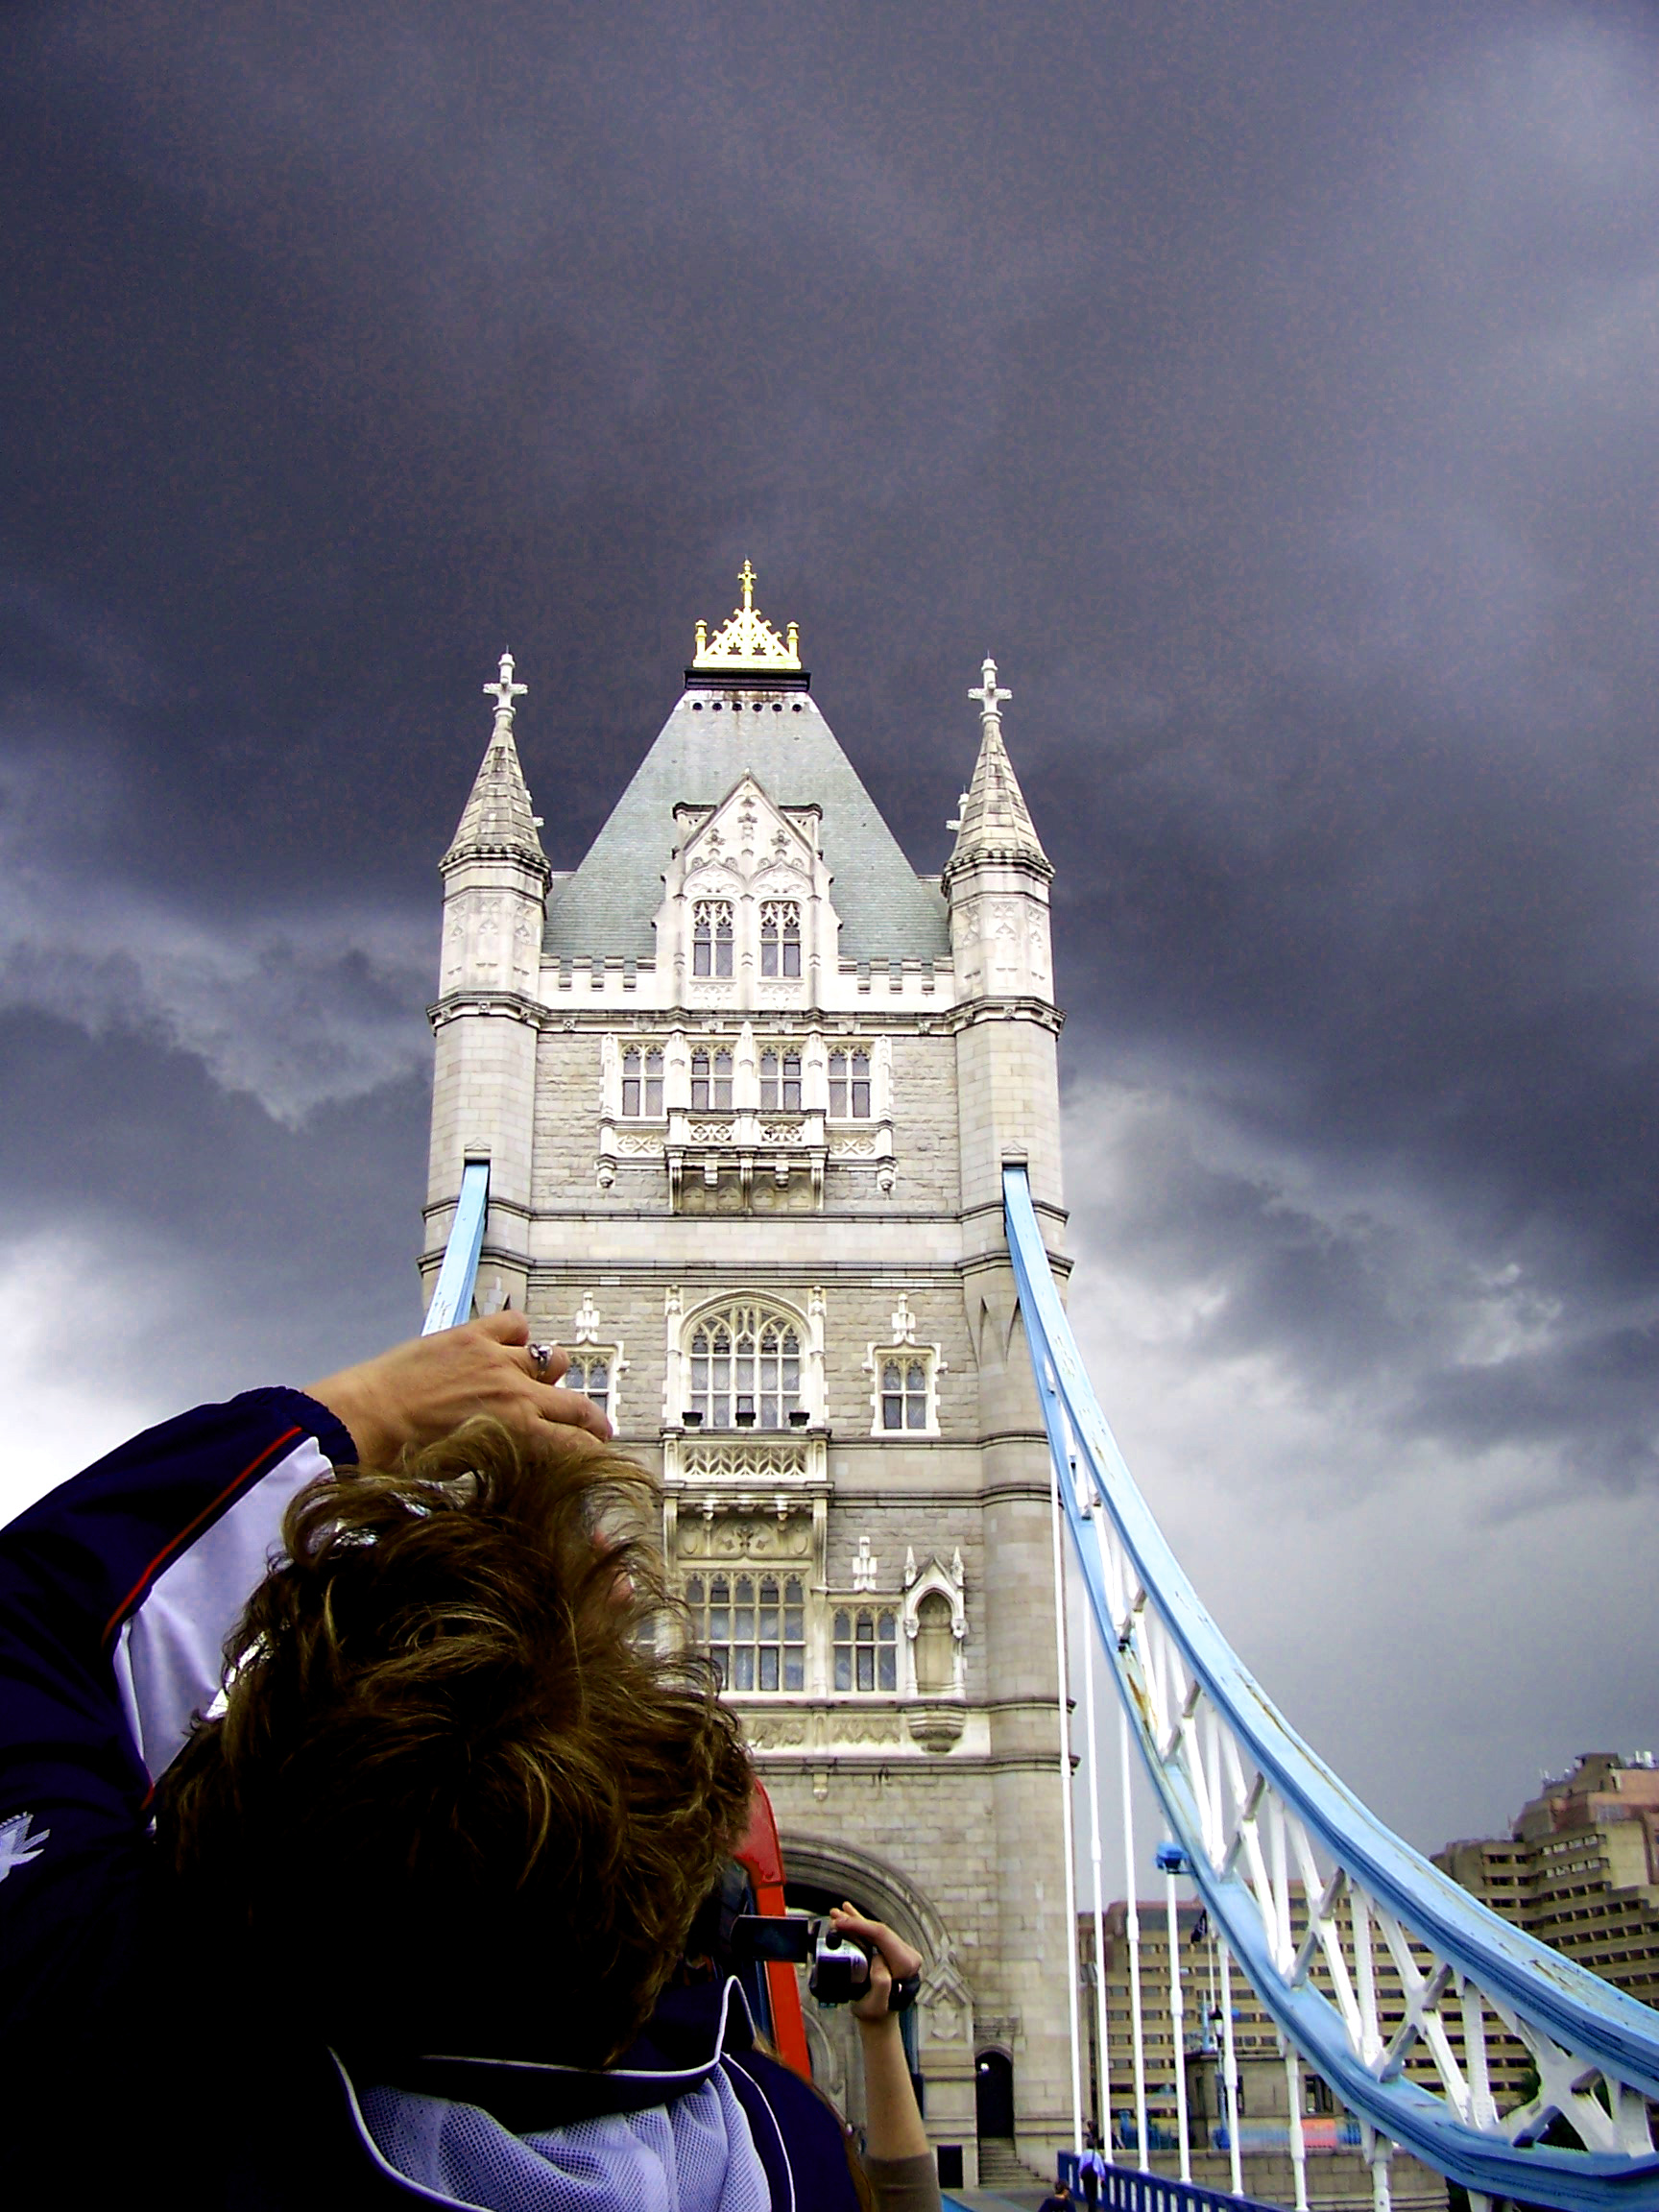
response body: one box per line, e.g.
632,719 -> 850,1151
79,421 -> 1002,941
423,568 -> 1070,2184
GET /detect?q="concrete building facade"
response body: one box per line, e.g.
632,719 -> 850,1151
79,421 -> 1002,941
1436,1753 -> 1659,2030
421,569 -> 1072,2186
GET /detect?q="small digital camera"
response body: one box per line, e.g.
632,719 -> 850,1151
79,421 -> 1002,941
732,1913 -> 919,2011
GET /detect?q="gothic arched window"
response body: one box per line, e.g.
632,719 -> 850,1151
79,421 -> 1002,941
828,1048 -> 872,1118
880,1358 -> 929,1431
759,1049 -> 803,1113
565,1354 -> 611,1423
833,1606 -> 898,1693
760,902 -> 801,978
686,1305 -> 801,1429
690,1048 -> 733,1112
693,901 -> 733,978
686,1572 -> 805,1693
621,1047 -> 663,1118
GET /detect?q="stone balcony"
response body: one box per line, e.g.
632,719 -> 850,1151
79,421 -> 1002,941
598,1108 -> 895,1211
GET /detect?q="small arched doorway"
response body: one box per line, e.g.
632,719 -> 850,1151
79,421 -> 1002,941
975,2047 -> 1014,2140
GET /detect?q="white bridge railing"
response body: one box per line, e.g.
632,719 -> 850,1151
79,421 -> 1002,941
1005,1164 -> 1659,2212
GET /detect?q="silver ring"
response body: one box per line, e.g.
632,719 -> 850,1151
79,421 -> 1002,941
528,1342 -> 554,1379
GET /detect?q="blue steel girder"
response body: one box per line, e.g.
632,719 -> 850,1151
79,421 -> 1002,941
422,1160 -> 490,1336
1003,1165 -> 1659,2212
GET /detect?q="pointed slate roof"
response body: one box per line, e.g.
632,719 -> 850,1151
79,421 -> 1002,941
445,653 -> 550,876
542,690 -> 950,963
943,658 -> 1051,882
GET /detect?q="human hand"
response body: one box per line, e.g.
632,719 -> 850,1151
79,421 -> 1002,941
831,1903 -> 923,2027
305,1310 -> 613,1470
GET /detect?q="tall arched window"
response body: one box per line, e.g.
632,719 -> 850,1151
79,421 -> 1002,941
760,902 -> 801,978
621,1047 -> 663,1118
880,1358 -> 929,1431
565,1354 -> 611,1424
690,1048 -> 733,1111
687,1304 -> 801,1428
693,902 -> 733,977
828,1048 -> 872,1118
759,1049 -> 803,1112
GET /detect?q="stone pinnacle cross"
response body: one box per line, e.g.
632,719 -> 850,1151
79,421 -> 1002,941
738,559 -> 757,610
484,649 -> 527,724
969,655 -> 1011,719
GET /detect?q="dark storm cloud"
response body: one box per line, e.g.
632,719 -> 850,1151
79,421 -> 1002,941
6,0 -> 1659,1827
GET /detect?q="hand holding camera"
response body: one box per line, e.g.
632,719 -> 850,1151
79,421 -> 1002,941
733,1901 -> 923,2016
829,1903 -> 924,2026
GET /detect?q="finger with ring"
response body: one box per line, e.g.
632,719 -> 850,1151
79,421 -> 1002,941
528,1342 -> 555,1379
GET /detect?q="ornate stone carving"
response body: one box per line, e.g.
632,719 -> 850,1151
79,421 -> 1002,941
906,1704 -> 966,1755
829,1712 -> 902,1745
676,1514 -> 812,1563
745,1712 -> 810,1749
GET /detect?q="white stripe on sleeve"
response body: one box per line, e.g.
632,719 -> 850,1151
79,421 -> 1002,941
111,1434 -> 331,1781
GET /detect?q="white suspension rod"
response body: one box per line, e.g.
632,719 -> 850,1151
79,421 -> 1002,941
1082,1608 -> 1112,2159
1219,1941 -> 1243,2199
1166,1859 -> 1191,2183
1286,2046 -> 1310,2212
1051,1446 -> 1084,2156
1119,1704 -> 1149,2172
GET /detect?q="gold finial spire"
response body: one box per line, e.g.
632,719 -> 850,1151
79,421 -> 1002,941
691,562 -> 803,673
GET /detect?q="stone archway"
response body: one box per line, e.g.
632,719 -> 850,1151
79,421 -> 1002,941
781,1830 -> 976,2168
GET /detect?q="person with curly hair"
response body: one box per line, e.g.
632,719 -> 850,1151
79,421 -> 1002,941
0,1312 -> 937,2212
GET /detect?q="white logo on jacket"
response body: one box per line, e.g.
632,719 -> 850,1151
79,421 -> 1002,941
0,1811 -> 49,1883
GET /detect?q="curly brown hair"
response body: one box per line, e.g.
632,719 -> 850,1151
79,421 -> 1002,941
156,1419 -> 754,2068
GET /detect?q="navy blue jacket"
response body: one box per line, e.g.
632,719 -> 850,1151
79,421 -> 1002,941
0,1392 -> 860,2209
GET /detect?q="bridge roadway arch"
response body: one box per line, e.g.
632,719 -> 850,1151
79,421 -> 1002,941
781,1828 -> 981,2175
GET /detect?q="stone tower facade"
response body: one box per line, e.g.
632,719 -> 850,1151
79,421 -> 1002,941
423,571 -> 1070,2184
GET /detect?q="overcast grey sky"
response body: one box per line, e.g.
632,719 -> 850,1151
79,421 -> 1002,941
4,1 -> 1659,1858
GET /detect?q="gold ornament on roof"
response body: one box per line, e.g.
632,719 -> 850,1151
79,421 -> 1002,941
692,561 -> 802,671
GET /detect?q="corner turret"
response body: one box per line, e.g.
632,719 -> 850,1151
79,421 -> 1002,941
425,652 -> 550,1320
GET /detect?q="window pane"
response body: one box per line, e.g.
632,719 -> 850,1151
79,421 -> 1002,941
856,1613 -> 874,1643
733,1647 -> 755,1691
785,1578 -> 804,1604
852,1080 -> 871,1117
622,1076 -> 640,1116
878,1614 -> 896,1643
883,1394 -> 903,1429
856,1647 -> 874,1691
761,935 -> 779,977
834,1647 -> 852,1692
758,1647 -> 779,1692
878,1646 -> 896,1692
686,1576 -> 705,1606
784,1650 -> 805,1692
833,1610 -> 850,1640
782,938 -> 801,978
